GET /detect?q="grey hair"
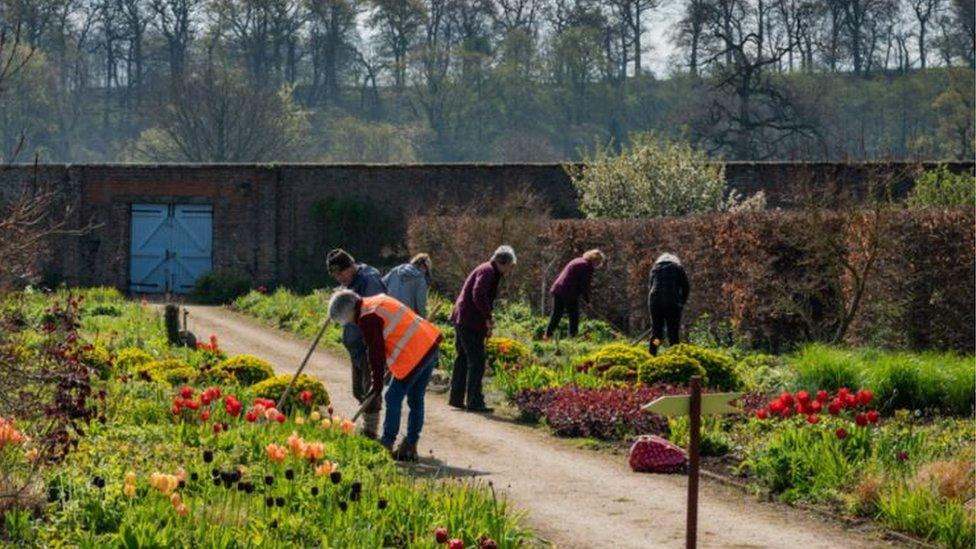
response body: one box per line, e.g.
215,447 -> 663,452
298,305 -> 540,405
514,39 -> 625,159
328,289 -> 361,324
655,253 -> 681,265
491,245 -> 517,265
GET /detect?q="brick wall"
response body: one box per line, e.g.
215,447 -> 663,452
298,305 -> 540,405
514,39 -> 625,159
0,161 -> 970,291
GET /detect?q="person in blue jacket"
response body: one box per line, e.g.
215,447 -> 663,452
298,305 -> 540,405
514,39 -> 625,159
327,248 -> 386,437
383,253 -> 431,317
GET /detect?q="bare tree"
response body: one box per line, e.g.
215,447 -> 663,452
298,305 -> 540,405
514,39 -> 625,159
148,0 -> 201,80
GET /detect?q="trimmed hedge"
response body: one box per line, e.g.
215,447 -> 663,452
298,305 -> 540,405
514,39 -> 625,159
251,374 -> 330,411
638,355 -> 707,386
137,359 -> 197,386
664,344 -> 738,390
207,354 -> 275,386
409,208 -> 974,352
573,343 -> 652,374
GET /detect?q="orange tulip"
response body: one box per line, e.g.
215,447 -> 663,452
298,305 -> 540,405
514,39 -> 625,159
340,419 -> 355,434
304,442 -> 325,462
265,443 -> 286,463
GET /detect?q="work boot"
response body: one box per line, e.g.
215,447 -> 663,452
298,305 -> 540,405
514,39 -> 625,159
391,441 -> 418,462
361,412 -> 380,440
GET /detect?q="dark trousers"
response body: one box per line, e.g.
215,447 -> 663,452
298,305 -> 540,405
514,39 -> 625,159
545,294 -> 580,338
649,301 -> 682,355
449,325 -> 487,408
344,323 -> 379,413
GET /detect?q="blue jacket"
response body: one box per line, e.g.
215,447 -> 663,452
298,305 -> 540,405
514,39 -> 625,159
383,263 -> 429,317
342,263 -> 387,360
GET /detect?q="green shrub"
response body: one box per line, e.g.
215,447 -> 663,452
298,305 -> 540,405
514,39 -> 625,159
79,343 -> 113,380
114,347 -> 154,372
664,344 -> 738,390
486,337 -> 531,374
906,164 -> 975,208
573,343 -> 652,374
638,354 -> 707,385
734,353 -> 789,393
251,374 -> 330,411
668,417 -> 732,456
603,365 -> 637,383
137,359 -> 197,386
207,354 -> 275,386
192,271 -> 252,305
878,482 -> 976,549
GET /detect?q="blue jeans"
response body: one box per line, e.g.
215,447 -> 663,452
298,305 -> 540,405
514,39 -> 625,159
382,349 -> 437,446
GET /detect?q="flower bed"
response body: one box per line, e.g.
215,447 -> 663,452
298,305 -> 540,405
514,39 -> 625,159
0,289 -> 529,547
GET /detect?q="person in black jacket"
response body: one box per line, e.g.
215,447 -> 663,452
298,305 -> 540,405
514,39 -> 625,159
647,253 -> 690,355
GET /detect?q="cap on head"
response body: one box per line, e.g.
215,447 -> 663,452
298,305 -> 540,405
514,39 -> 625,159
410,253 -> 432,272
491,245 -> 517,266
326,248 -> 355,274
328,289 -> 361,324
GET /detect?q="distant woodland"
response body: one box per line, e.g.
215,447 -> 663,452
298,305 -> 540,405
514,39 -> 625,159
0,0 -> 973,163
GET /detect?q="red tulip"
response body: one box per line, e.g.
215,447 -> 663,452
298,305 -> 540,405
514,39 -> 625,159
827,401 -> 841,415
796,390 -> 810,404
171,403 -> 181,415
780,407 -> 792,419
200,411 -> 211,421
845,394 -> 857,408
806,414 -> 819,424
184,399 -> 200,411
857,389 -> 873,406
448,540 -> 464,549
854,412 -> 868,427
435,527 -> 449,544
756,409 -> 768,420
275,413 -> 286,424
245,410 -> 259,423
866,410 -> 879,423
810,400 -> 822,413
769,400 -> 785,413
212,422 -> 222,433
835,427 -> 847,439
837,387 -> 850,396
300,390 -> 313,405
179,386 -> 193,399
779,392 -> 794,406
816,390 -> 829,402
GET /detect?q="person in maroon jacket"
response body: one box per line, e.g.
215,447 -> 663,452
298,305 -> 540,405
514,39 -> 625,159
545,249 -> 605,339
448,245 -> 517,413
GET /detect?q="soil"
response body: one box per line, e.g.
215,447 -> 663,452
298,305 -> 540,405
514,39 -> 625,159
183,305 -> 893,548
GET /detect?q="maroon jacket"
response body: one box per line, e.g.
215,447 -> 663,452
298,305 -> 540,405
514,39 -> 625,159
550,257 -> 594,302
450,261 -> 502,335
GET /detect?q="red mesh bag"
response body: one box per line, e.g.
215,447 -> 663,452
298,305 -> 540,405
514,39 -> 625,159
629,435 -> 688,473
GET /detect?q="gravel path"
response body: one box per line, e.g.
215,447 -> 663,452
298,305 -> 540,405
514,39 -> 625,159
184,305 -> 888,549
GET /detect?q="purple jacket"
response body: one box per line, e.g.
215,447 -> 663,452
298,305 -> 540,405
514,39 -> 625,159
550,257 -> 594,302
450,261 -> 502,335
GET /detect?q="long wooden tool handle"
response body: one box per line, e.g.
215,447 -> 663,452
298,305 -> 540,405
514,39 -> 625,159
277,317 -> 331,410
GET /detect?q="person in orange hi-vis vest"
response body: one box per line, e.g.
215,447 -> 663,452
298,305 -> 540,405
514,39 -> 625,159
328,289 -> 442,462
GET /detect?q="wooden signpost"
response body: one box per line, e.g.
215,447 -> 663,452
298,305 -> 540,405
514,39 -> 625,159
642,376 -> 742,549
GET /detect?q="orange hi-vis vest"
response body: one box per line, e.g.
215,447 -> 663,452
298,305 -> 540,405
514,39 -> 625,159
361,294 -> 441,380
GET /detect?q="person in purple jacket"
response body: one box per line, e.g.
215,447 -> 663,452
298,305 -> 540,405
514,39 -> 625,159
545,249 -> 605,339
448,245 -> 517,413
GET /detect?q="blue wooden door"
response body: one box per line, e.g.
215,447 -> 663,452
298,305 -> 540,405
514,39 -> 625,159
129,204 -> 213,293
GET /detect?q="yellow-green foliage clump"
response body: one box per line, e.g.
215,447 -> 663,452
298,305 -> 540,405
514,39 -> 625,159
79,343 -> 113,380
115,347 -> 154,372
638,354 -> 707,386
486,337 -> 531,373
207,354 -> 275,386
137,359 -> 197,386
664,344 -> 738,390
251,374 -> 330,411
574,343 -> 652,374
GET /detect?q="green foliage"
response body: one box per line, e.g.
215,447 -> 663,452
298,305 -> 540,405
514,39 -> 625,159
907,164 -> 975,208
486,337 -> 531,373
637,354 -> 707,386
664,344 -> 739,390
878,483 -> 975,548
207,354 -> 275,386
790,344 -> 975,415
79,343 -> 113,380
603,365 -> 636,383
251,374 -> 330,411
114,348 -> 154,372
668,417 -> 733,457
191,271 -> 252,305
232,289 -> 344,350
322,117 -> 417,163
567,132 -> 758,218
137,359 -> 197,386
309,197 -> 402,280
572,343 -> 652,374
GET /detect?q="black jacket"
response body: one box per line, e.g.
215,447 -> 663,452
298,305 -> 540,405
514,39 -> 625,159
648,260 -> 690,308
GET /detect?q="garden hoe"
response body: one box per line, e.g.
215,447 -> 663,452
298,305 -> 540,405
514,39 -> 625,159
276,317 -> 332,410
